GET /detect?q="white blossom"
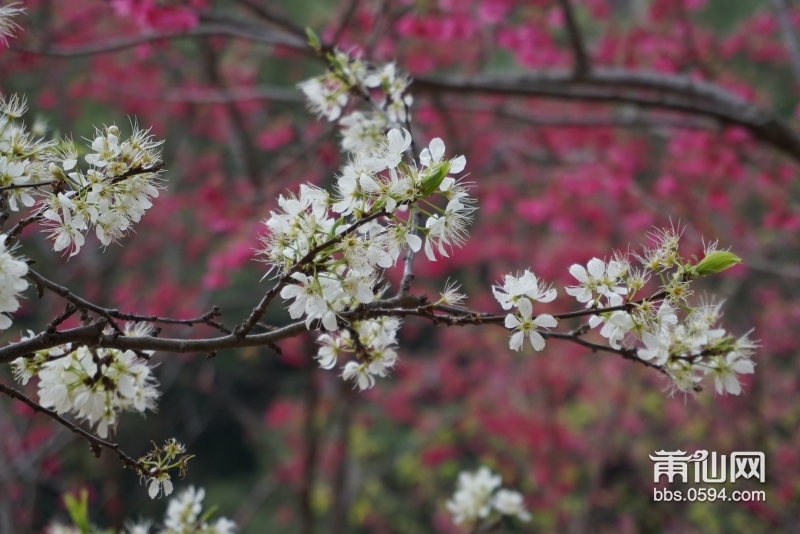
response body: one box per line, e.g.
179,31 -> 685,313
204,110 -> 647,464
0,3 -> 24,44
342,361 -> 376,390
492,489 -> 531,522
599,311 -> 634,349
492,270 -> 556,317
298,76 -> 348,121
0,234 -> 28,330
566,258 -> 628,304
36,344 -> 160,438
505,307 -> 558,352
148,474 -> 174,500
164,486 -> 204,528
706,352 -> 755,396
339,111 -> 386,152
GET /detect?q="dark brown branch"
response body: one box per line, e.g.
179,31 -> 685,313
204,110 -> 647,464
233,0 -> 307,37
0,289 -> 670,365
7,213 -> 42,240
14,14 -> 800,160
413,69 -> 800,161
9,24 -> 306,57
558,0 -> 590,78
0,180 -> 57,193
102,82 -> 303,104
0,382 -> 151,476
26,269 -> 231,334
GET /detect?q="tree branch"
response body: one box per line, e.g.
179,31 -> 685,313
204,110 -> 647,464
0,381 -> 152,476
9,24 -> 306,57
772,0 -> 800,87
26,269 -> 231,334
558,0 -> 590,78
14,16 -> 800,160
413,69 -> 800,161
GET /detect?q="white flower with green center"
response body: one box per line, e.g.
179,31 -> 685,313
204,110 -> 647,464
492,270 -> 556,317
706,353 -> 755,396
504,308 -> 558,351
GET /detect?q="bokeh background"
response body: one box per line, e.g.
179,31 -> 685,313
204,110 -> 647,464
2,0 -> 800,532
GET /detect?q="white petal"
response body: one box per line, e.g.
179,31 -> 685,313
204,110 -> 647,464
449,155 -> 466,174
509,331 -> 524,351
405,233 -> 422,252
359,173 -> 381,193
504,314 -> 521,328
528,331 -> 546,351
587,258 -> 605,279
723,374 -> 741,395
148,479 -> 160,499
533,314 -> 558,329
517,297 -> 532,318
429,138 -> 445,163
569,264 -> 589,283
424,238 -> 436,261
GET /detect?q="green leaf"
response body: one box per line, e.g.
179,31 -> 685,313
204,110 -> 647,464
63,489 -> 91,534
693,250 -> 742,277
305,27 -> 321,51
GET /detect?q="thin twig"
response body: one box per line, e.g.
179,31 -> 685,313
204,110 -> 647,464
26,269 -> 231,334
0,382 -> 151,476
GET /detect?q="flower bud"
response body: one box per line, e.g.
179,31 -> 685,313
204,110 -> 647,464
49,162 -> 65,179
107,125 -> 120,137
419,161 -> 451,197
693,250 -> 742,277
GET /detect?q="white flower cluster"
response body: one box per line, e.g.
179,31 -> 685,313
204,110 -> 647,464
46,486 -> 236,534
316,317 -> 400,390
260,130 -> 473,390
0,2 -> 24,44
41,124 -> 164,256
11,324 -> 160,438
638,303 -> 756,396
0,234 -> 28,330
446,467 -> 531,527
262,130 -> 472,325
298,49 -> 412,151
492,270 -> 558,351
149,486 -> 236,534
0,94 -> 54,211
560,227 -> 755,395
